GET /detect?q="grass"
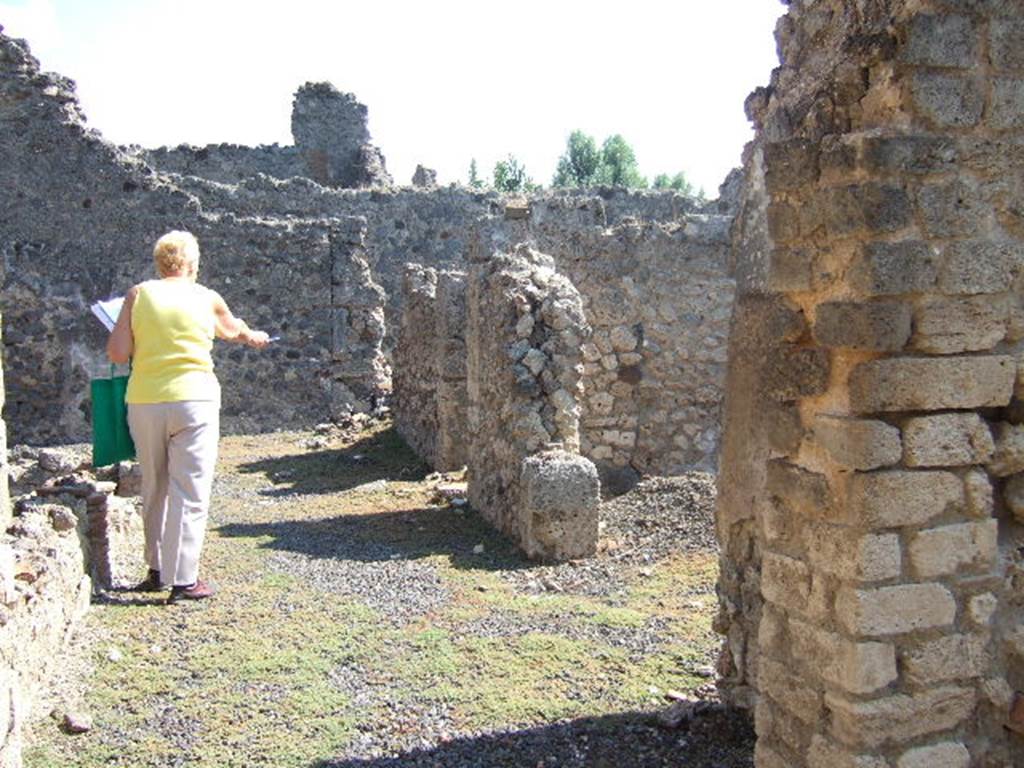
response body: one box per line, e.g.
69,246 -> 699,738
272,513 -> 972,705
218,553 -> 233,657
24,421 -> 723,767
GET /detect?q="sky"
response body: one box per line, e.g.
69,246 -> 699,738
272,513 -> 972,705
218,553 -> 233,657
0,0 -> 786,195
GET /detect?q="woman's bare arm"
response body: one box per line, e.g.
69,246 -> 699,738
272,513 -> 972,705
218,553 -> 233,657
211,290 -> 269,348
106,285 -> 139,364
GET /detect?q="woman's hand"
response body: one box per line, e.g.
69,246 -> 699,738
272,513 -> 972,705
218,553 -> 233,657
107,285 -> 139,364
244,330 -> 270,349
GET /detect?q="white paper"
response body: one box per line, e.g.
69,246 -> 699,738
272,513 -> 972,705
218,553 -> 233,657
90,296 -> 124,333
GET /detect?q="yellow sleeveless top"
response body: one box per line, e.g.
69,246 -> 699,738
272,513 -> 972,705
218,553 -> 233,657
125,280 -> 220,404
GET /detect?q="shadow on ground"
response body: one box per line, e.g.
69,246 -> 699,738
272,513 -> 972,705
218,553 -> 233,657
216,503 -> 532,574
312,707 -> 755,768
236,426 -> 431,497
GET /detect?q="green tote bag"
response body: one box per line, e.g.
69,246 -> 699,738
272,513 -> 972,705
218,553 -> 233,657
91,365 -> 136,467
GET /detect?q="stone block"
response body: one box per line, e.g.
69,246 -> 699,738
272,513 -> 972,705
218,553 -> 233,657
902,413 -> 994,467
850,241 -> 938,296
848,356 -> 1014,413
902,633 -> 991,686
901,14 -> 977,67
814,415 -> 901,470
908,71 -> 984,128
940,240 -> 1022,295
816,184 -> 912,237
763,401 -> 805,455
789,619 -> 897,695
989,19 -> 1024,70
989,422 -> 1024,476
763,138 -> 820,191
758,657 -> 823,724
805,524 -> 900,582
847,470 -> 962,528
863,135 -> 956,175
919,179 -> 986,238
813,301 -> 911,351
964,468 -> 993,518
753,742 -> 791,768
756,696 -> 810,754
968,593 -> 998,627
913,296 -> 1007,354
908,520 -> 998,578
1005,473 -> 1024,522
835,583 -> 956,636
992,77 -> 1024,130
761,552 -> 811,615
519,449 -> 599,562
896,742 -> 970,768
766,459 -> 834,519
763,346 -> 830,402
826,686 -> 975,748
767,201 -> 802,243
767,248 -> 813,292
807,735 -> 888,768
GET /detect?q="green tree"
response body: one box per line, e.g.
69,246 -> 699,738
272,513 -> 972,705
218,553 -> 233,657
552,130 -> 602,187
596,134 -> 647,188
468,158 -> 484,189
652,171 -> 694,195
493,154 -> 532,193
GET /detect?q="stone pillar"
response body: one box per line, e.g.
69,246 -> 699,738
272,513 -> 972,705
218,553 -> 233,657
291,82 -> 392,188
466,244 -> 599,560
715,1 -> 1024,766
330,218 -> 390,417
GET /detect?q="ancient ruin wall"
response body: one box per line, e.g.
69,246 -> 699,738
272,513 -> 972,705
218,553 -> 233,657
125,143 -> 304,186
393,265 -> 467,471
476,206 -> 735,485
130,82 -> 390,189
0,34 -> 388,444
716,1 -> 1024,766
393,265 -> 441,464
466,244 -> 598,559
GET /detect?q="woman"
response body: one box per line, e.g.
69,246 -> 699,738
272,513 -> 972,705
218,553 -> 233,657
107,230 -> 269,603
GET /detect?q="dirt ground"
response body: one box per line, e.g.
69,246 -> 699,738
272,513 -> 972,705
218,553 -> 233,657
24,419 -> 753,768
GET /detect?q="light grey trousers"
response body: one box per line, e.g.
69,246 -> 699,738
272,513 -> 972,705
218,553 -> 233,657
127,401 -> 219,588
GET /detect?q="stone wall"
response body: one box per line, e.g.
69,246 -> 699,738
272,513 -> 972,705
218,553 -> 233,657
466,244 -> 598,560
393,265 -> 468,471
0,34 -> 388,445
124,143 -> 304,186
394,209 -> 733,487
475,207 -> 735,484
715,1 -> 1024,766
129,82 -> 390,189
394,265 -> 441,464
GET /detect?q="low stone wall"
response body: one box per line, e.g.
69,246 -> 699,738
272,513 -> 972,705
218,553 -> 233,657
0,445 -> 145,768
466,244 -> 598,560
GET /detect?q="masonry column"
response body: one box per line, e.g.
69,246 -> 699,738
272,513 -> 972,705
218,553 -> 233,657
715,1 -> 1024,766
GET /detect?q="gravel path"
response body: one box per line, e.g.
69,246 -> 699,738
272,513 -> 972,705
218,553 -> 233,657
26,424 -> 752,768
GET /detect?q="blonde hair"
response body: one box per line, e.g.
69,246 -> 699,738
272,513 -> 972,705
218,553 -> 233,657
153,230 -> 200,277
